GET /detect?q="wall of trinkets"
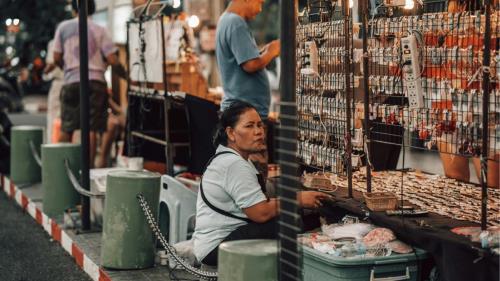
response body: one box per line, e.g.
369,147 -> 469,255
296,0 -> 356,194
295,0 -> 499,232
357,0 -> 499,229
281,1 -> 500,280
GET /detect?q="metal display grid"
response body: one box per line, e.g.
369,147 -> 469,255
360,0 -> 499,230
296,21 -> 353,175
295,0 -> 355,195
364,2 -> 499,163
278,3 -> 498,265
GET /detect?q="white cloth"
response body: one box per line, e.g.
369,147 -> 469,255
192,145 -> 267,262
128,20 -> 163,83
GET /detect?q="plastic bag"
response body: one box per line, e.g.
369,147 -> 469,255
321,223 -> 375,240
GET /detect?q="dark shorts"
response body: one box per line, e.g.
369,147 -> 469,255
202,219 -> 278,266
60,81 -> 108,133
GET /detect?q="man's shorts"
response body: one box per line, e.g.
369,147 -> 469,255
60,80 -> 108,133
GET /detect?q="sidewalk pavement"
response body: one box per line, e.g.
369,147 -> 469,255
0,175 -> 196,281
0,191 -> 91,281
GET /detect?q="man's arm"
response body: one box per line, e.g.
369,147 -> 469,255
241,40 -> 280,73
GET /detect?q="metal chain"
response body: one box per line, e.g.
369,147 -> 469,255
136,194 -> 218,280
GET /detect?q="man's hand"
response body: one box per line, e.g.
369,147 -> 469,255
297,191 -> 333,209
265,40 -> 280,58
242,39 -> 281,73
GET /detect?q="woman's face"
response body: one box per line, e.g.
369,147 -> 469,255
227,108 -> 266,154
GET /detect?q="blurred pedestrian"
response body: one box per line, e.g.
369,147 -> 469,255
43,39 -> 64,143
198,23 -> 220,88
53,0 -> 124,167
95,93 -> 126,168
216,0 -> 281,178
216,0 -> 280,119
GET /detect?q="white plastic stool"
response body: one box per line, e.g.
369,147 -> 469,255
159,175 -> 198,244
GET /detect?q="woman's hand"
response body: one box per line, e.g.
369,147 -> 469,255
297,191 -> 333,209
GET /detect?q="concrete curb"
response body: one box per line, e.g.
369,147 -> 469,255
0,174 -> 111,281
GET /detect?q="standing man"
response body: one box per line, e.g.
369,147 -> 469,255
216,0 -> 280,119
53,0 -> 122,167
216,0 -> 280,175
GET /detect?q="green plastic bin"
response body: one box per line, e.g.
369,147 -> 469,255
218,239 -> 278,281
101,170 -> 161,269
41,143 -> 81,218
10,126 -> 44,184
302,245 -> 427,281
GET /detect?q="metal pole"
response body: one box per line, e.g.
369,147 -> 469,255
278,1 -> 301,280
160,15 -> 174,176
125,22 -> 134,158
343,0 -> 353,198
480,0 -> 491,231
78,0 -> 91,230
361,0 -> 372,193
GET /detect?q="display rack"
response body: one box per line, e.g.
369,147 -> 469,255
295,0 -> 355,195
364,2 -> 499,158
126,15 -> 176,176
360,0 -> 499,229
126,16 -> 220,176
279,1 -> 500,281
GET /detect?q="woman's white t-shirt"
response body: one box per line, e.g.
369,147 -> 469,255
192,145 -> 267,262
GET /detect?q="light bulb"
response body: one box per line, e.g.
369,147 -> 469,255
188,15 -> 200,28
173,0 -> 181,9
404,0 -> 415,9
5,18 -> 12,26
13,18 -> 19,26
6,46 -> 13,55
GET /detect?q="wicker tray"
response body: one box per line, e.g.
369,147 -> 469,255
363,192 -> 398,211
302,172 -> 336,190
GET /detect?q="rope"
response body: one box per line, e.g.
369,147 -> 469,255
29,140 -> 41,167
63,159 -> 104,198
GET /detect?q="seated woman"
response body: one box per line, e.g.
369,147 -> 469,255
192,100 -> 331,266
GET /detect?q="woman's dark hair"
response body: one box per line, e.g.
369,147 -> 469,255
213,100 -> 257,147
72,0 -> 96,15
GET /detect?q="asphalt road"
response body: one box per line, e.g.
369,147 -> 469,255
0,191 -> 91,281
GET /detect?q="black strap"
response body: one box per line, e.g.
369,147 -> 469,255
200,151 -> 252,223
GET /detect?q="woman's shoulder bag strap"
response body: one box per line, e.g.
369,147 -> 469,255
200,151 -> 252,223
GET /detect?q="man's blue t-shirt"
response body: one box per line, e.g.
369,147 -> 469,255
216,12 -> 271,118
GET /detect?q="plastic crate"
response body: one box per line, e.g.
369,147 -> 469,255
302,246 -> 427,281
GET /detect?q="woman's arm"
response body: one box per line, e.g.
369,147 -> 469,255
242,191 -> 333,223
243,198 -> 279,223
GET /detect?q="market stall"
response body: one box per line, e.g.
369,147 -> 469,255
276,0 -> 500,280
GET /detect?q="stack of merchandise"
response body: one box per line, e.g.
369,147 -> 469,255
298,216 -> 414,259
302,169 -> 500,225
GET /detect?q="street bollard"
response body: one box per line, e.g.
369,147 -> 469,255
10,126 -> 44,184
101,170 -> 161,269
218,239 -> 278,281
42,143 -> 81,218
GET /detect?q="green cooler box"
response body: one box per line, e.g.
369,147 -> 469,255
302,246 -> 427,281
